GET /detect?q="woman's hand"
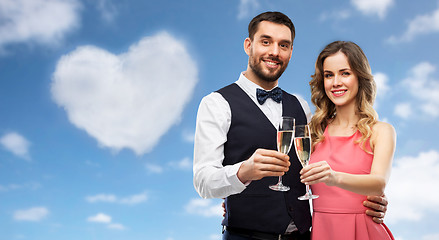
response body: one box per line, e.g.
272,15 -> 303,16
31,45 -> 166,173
301,162 -> 389,224
300,161 -> 337,186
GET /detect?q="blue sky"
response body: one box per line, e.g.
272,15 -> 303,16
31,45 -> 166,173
0,0 -> 438,239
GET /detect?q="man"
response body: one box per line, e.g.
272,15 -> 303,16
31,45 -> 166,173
193,11 -> 387,240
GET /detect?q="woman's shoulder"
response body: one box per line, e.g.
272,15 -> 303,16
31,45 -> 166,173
371,121 -> 396,143
373,121 -> 395,132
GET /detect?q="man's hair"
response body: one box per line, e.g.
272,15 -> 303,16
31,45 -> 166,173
248,11 -> 295,43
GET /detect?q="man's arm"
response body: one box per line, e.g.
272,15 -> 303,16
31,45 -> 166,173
193,93 -> 247,199
193,93 -> 291,199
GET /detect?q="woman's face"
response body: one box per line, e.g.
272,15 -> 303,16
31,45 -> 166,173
323,51 -> 359,109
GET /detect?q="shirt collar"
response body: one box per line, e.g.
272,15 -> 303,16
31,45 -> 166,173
236,72 -> 279,99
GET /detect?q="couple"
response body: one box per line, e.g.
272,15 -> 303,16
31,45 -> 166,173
193,11 -> 395,240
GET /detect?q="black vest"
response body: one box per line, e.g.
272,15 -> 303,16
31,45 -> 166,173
217,83 -> 312,234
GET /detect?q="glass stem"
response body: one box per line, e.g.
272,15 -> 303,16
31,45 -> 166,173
306,184 -> 311,195
277,176 -> 283,185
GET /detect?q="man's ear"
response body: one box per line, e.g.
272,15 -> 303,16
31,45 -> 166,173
244,37 -> 252,56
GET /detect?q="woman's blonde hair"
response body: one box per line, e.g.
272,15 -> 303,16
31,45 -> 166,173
309,41 -> 378,152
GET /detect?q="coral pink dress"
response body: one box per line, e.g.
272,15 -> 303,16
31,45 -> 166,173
309,127 -> 394,240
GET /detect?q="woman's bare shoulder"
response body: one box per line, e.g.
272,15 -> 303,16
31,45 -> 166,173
372,121 -> 396,143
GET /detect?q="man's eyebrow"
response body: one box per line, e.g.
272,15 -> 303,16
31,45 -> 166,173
259,34 -> 273,39
258,35 -> 292,45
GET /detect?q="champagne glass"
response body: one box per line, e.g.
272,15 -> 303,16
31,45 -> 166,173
294,125 -> 319,200
269,116 -> 295,192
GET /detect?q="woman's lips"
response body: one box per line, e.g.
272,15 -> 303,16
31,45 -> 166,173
331,90 -> 347,97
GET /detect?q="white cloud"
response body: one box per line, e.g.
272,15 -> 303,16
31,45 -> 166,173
423,234 -> 439,240
351,0 -> 394,19
107,223 -> 126,230
388,6 -> 439,43
169,157 -> 192,170
85,194 -> 117,203
86,192 -> 147,205
14,207 -> 49,221
0,182 -> 41,192
321,0 -> 392,22
185,198 -> 222,217
95,0 -> 118,22
374,72 -> 390,98
182,129 -> 195,143
0,132 -> 31,160
51,32 -> 198,155
393,103 -> 411,119
373,72 -> 390,109
0,0 -> 81,50
209,234 -> 222,240
145,163 -> 164,174
119,192 -> 148,205
237,0 -> 260,20
401,62 -> 439,118
145,158 -> 191,173
87,213 -> 112,223
380,117 -> 391,124
87,213 -> 126,230
319,9 -> 352,22
386,150 -> 439,223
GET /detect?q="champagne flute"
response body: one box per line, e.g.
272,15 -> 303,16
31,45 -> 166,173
269,116 -> 295,192
294,124 -> 319,200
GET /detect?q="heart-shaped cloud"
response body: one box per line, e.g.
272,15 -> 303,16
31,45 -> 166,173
51,32 -> 198,155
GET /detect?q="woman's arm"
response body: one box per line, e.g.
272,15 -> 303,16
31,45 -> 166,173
300,122 -> 396,196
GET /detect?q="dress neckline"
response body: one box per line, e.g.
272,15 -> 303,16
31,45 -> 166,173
324,125 -> 359,138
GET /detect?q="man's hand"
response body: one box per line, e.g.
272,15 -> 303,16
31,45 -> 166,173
364,194 -> 388,224
237,149 -> 290,183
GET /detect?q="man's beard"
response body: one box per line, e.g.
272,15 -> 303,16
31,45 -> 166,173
249,56 -> 289,83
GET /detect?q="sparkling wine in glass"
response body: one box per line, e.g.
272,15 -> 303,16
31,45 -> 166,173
294,124 -> 319,200
269,117 -> 295,192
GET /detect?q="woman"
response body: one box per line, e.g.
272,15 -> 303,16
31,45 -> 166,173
300,41 -> 395,239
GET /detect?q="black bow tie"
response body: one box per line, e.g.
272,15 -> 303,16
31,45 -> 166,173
256,87 -> 282,105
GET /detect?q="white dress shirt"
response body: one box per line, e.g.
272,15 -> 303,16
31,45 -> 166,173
193,72 -> 312,199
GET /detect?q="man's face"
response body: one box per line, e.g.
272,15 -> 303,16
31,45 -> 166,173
245,21 -> 293,83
